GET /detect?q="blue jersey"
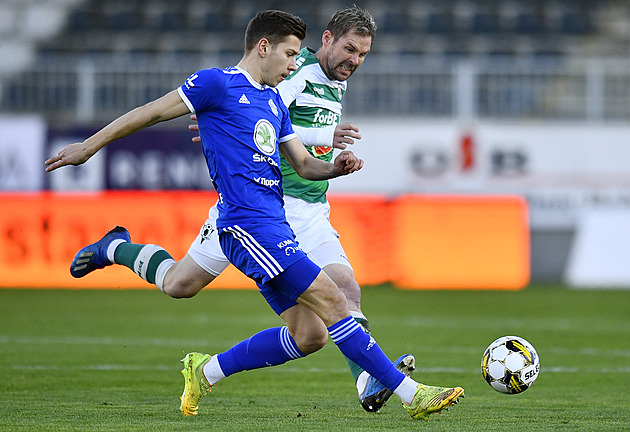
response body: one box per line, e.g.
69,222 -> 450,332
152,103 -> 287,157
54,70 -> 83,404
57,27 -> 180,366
178,67 -> 297,229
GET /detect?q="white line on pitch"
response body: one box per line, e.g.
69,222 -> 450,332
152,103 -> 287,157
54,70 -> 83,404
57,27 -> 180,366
12,365 -> 630,374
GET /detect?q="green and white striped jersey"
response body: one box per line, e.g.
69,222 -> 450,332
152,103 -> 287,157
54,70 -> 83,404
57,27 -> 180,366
278,47 -> 347,203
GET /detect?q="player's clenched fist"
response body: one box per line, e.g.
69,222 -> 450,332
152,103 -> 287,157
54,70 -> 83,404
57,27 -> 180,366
333,150 -> 363,175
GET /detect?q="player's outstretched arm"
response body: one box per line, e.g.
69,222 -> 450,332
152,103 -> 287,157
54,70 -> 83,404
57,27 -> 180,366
280,136 -> 363,180
188,117 -> 362,150
290,122 -> 361,150
45,90 -> 189,172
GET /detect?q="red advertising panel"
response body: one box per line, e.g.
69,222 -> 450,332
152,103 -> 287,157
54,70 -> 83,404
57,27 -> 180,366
0,192 -> 529,289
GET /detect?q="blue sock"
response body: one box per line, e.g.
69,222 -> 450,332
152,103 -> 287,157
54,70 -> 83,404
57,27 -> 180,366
217,326 -> 304,377
328,316 -> 404,391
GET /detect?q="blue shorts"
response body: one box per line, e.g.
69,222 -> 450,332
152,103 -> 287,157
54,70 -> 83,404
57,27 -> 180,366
219,221 -> 321,315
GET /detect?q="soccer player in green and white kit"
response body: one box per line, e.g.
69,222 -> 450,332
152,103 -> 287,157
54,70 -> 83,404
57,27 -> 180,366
184,7 -> 416,412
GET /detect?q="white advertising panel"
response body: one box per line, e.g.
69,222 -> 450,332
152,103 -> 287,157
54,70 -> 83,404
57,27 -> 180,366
331,119 -> 630,191
565,209 -> 630,288
328,119 -> 461,193
0,115 -> 46,191
330,118 -> 630,229
47,137 -> 105,191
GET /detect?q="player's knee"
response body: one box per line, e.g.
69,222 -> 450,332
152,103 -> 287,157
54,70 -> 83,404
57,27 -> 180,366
162,280 -> 200,299
301,274 -> 353,326
161,263 -> 210,298
328,286 -> 351,316
288,316 -> 329,355
315,285 -> 353,325
332,271 -> 360,296
295,327 -> 328,355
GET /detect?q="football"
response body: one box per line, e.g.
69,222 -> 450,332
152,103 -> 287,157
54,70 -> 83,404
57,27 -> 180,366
481,336 -> 540,394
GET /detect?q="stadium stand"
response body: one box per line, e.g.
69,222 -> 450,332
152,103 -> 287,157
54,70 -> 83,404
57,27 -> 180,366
1,0 -> 629,121
0,0 -> 83,72
15,0 -> 623,58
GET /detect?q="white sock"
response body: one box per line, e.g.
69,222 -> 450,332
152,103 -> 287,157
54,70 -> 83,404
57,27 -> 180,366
155,259 -> 175,292
394,376 -> 420,405
356,370 -> 370,396
350,310 -> 367,321
349,310 -> 370,334
202,355 -> 226,385
106,239 -> 127,263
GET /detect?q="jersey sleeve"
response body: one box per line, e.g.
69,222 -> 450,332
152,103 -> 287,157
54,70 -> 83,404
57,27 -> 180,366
276,72 -> 306,109
292,124 -> 335,147
277,97 -> 297,143
178,68 -> 226,113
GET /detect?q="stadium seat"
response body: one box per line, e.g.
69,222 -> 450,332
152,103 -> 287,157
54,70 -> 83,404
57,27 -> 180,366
156,11 -> 187,32
66,9 -> 103,32
514,12 -> 545,34
532,49 -> 564,60
560,12 -> 590,35
381,11 -> 409,34
426,12 -> 454,34
443,47 -> 468,59
203,10 -> 230,32
107,11 -> 143,31
485,48 -> 517,60
471,12 -> 499,34
2,83 -> 21,111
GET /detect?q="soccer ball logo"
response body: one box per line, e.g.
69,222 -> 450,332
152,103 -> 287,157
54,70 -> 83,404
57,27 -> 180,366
481,336 -> 540,394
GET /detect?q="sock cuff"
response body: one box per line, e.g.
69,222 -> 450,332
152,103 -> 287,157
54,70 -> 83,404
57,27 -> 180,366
204,355 -> 226,385
328,316 -> 362,344
133,244 -> 163,281
395,376 -> 419,406
351,312 -> 371,334
279,326 -> 304,360
155,258 -> 176,292
350,310 -> 367,321
107,239 -> 127,263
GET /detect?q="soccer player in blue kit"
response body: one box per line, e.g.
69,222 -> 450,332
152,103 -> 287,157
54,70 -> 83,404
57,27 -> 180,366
187,7 -> 416,414
45,10 -> 464,421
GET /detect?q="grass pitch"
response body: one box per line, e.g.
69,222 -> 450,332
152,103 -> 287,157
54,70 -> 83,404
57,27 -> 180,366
1,284 -> 629,431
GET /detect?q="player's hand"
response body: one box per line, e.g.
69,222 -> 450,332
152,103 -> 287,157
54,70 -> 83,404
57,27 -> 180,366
189,114 -> 201,143
333,123 -> 361,149
332,150 -> 363,176
44,142 -> 94,172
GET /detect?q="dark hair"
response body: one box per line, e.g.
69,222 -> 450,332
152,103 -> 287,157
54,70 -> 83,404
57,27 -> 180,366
244,10 -> 307,53
326,6 -> 377,43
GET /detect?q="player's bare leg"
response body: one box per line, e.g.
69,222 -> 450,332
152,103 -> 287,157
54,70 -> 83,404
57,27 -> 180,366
161,254 -> 216,298
280,304 -> 328,355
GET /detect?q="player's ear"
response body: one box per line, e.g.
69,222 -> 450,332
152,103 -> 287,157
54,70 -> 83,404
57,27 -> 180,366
258,38 -> 269,58
321,30 -> 334,48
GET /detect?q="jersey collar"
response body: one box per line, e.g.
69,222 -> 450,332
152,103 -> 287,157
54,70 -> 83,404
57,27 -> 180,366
234,66 -> 272,91
304,47 -> 346,88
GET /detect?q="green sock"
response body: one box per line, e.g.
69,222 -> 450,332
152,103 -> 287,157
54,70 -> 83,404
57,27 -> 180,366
344,317 -> 371,383
114,243 -> 174,285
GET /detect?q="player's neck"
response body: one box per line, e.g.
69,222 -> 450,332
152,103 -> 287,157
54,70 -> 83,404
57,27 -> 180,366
237,56 -> 264,85
314,50 -> 333,81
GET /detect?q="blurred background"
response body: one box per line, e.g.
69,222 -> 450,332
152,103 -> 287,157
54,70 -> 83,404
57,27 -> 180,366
2,0 -> 630,288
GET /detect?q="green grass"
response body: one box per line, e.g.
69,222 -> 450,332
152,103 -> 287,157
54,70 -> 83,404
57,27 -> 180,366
1,285 -> 629,431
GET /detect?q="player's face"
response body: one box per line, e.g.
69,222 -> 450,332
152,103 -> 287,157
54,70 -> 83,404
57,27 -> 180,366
320,30 -> 372,81
263,35 -> 301,87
